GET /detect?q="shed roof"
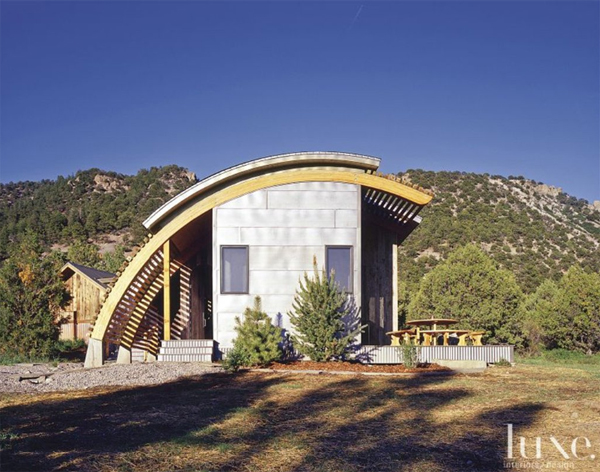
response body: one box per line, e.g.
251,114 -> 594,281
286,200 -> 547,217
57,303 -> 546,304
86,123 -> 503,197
60,262 -> 116,289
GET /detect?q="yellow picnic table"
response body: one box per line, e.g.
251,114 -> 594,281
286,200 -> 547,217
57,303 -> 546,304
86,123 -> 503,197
385,329 -> 417,346
419,329 -> 471,346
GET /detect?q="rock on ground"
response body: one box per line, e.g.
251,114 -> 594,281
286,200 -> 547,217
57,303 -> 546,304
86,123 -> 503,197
0,362 -> 223,394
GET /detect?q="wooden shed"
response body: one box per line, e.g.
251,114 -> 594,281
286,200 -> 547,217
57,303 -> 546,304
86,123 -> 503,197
84,152 -> 434,367
59,262 -> 115,343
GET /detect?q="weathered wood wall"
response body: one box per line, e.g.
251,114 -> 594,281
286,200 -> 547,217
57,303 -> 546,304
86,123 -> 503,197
59,274 -> 105,343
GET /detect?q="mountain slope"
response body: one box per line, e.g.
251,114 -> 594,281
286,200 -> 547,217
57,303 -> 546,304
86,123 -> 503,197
0,166 -> 197,258
398,170 -> 600,293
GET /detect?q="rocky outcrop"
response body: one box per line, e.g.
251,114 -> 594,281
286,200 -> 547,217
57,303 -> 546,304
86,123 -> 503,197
93,174 -> 128,193
534,183 -> 562,198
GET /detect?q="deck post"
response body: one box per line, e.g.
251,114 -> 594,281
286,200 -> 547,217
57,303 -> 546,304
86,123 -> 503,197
392,243 -> 399,332
163,240 -> 171,341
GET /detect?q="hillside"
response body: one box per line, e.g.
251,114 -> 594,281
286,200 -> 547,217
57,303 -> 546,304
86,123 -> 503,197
398,170 -> 600,294
0,166 -> 197,259
1,166 -> 598,295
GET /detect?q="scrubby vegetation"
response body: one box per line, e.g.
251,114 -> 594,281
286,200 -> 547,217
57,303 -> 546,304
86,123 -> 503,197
395,170 -> 600,355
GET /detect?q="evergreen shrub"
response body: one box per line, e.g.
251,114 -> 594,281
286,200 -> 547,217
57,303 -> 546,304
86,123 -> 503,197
288,263 -> 363,362
228,296 -> 282,368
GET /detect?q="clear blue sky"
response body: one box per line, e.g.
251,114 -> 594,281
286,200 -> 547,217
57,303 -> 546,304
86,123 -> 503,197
1,1 -> 598,202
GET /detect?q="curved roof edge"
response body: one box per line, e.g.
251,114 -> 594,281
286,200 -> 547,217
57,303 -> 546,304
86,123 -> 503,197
143,152 -> 381,230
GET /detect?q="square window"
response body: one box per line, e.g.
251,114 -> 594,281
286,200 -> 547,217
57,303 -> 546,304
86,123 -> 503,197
326,246 -> 353,293
221,246 -> 249,294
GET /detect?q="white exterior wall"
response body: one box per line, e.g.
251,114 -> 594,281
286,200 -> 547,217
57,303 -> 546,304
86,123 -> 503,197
213,182 -> 361,347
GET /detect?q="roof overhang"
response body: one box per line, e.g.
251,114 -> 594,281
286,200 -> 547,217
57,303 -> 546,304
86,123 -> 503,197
144,152 -> 382,231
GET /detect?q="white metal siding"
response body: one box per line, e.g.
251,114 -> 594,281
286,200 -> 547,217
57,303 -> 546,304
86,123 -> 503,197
356,345 -> 515,364
213,182 -> 360,347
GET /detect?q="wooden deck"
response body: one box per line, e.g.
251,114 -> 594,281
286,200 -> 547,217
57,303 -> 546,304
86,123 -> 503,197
356,345 -> 514,364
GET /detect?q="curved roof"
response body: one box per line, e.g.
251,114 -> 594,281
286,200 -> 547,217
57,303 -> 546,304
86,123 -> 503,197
144,152 -> 381,230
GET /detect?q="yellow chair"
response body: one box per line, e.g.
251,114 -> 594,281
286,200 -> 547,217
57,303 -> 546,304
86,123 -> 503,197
469,331 -> 485,346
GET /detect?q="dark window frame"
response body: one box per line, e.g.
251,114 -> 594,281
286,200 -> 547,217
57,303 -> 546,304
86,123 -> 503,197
220,245 -> 249,294
325,245 -> 353,293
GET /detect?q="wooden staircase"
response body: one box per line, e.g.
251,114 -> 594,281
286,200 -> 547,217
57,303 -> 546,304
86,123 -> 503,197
103,246 -> 195,361
157,339 -> 214,362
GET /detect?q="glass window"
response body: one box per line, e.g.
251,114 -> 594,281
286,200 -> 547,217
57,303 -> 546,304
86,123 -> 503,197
326,246 -> 353,293
221,246 -> 249,294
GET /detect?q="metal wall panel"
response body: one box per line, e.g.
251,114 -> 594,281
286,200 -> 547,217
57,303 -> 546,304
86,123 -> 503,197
217,294 -> 295,317
239,228 -> 357,246
248,246 -> 324,270
215,227 -> 241,244
219,191 -> 268,209
267,190 -> 357,210
248,270 -> 309,295
217,209 -> 336,228
335,210 -> 358,228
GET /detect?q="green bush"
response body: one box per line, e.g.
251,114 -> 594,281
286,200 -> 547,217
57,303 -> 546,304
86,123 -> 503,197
288,263 -> 363,362
400,342 -> 420,368
520,267 -> 600,354
222,345 -> 251,373
229,296 -> 282,368
55,339 -> 86,352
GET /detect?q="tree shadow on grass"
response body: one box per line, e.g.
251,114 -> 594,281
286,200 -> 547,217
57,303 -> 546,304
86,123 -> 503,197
0,372 -> 284,471
183,373 -> 546,472
1,371 -> 547,472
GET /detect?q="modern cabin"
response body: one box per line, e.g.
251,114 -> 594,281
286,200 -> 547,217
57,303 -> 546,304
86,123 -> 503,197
84,152 -> 434,368
59,262 -> 115,343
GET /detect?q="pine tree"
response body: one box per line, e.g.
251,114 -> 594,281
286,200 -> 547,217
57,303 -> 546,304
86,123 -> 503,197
0,233 -> 69,359
231,296 -> 282,367
288,263 -> 362,362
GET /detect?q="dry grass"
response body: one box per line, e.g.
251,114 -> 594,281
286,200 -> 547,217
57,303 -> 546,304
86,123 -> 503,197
2,364 -> 599,472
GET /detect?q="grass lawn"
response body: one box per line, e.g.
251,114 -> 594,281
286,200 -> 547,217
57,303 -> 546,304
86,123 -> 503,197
2,363 -> 600,472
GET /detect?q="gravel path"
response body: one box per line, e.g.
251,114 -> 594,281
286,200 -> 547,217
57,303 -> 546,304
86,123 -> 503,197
0,362 -> 223,394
